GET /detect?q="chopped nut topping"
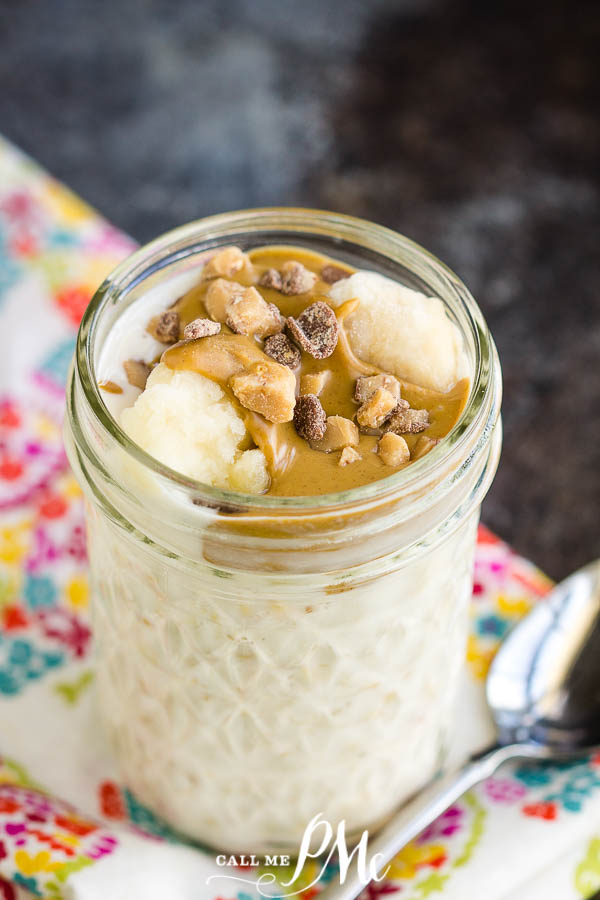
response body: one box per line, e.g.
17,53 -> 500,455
202,246 -> 249,280
280,261 -> 318,295
264,333 -> 301,369
355,373 -> 401,404
356,387 -> 398,430
151,309 -> 181,344
384,404 -> 430,435
300,371 -> 329,396
287,301 -> 339,359
377,433 -> 410,467
412,435 -> 439,460
183,318 -> 222,340
293,394 -> 327,442
204,278 -> 244,322
226,287 -> 284,338
258,268 -> 283,291
310,415 -> 359,453
267,303 -> 285,330
98,380 -> 123,394
123,359 -> 151,390
230,362 -> 296,424
339,446 -> 361,466
320,264 -> 349,284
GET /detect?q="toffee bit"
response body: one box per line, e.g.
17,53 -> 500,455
202,246 -> 248,280
153,309 -> 181,344
230,363 -> 296,424
287,300 -> 339,359
377,433 -> 410,467
258,268 -> 283,291
339,446 -> 361,466
358,399 -> 408,436
280,261 -> 317,295
264,333 -> 301,369
384,404 -> 430,435
412,435 -> 439,460
293,394 -> 327,442
356,387 -> 398,430
354,373 -> 401,404
226,287 -> 284,338
99,380 -> 123,394
310,415 -> 359,452
183,318 -> 222,340
267,302 -> 285,329
320,264 -> 349,284
204,278 -> 244,322
300,371 -> 329,396
123,359 -> 151,390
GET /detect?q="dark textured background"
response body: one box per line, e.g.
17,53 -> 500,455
1,0 -> 599,579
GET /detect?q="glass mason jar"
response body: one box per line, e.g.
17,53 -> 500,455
64,209 -> 502,854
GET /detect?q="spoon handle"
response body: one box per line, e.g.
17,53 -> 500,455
318,742 -> 545,900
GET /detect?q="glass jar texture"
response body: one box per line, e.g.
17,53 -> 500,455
64,209 -> 502,852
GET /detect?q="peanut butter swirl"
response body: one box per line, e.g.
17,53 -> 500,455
160,246 -> 469,497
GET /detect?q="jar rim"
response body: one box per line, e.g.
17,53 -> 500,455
74,207 -> 500,512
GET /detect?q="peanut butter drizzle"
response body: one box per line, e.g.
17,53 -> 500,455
162,246 -> 470,497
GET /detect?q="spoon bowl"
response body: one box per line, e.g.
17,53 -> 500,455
487,559 -> 600,751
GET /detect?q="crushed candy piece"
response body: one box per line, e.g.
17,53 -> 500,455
151,309 -> 180,343
230,362 -> 296,424
321,264 -> 349,284
123,359 -> 151,390
300,371 -> 329,396
287,301 -> 339,359
293,394 -> 327,442
264,333 -> 301,369
384,404 -> 430,435
226,287 -> 284,338
378,433 -> 410,467
183,318 -> 222,340
356,387 -> 398,430
99,380 -> 123,394
355,373 -> 401,404
280,261 -> 318,295
339,446 -> 361,466
204,278 -> 244,321
412,435 -> 439,459
202,246 -> 249,280
310,415 -> 359,453
259,268 -> 283,291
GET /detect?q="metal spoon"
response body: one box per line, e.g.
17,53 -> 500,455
320,558 -> 600,900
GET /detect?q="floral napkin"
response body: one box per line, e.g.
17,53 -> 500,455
0,136 -> 599,900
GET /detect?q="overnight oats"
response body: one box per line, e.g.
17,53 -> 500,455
64,209 -> 501,853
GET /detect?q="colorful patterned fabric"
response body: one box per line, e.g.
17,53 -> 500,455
0,136 -> 598,899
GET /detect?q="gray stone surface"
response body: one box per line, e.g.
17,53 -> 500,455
2,0 -> 599,578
